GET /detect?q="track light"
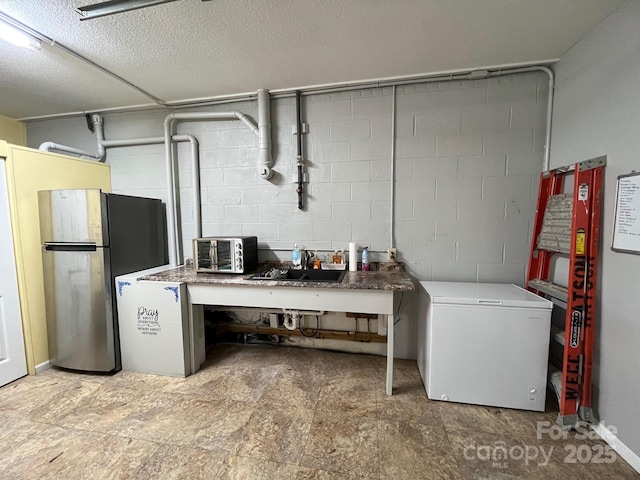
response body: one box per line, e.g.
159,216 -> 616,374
0,14 -> 42,51
76,0 -> 180,20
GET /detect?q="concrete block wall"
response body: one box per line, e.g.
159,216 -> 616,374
394,73 -> 547,284
26,71 -> 548,358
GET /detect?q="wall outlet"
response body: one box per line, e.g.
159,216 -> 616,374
387,247 -> 397,261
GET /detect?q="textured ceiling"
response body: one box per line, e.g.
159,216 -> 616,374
0,0 -> 624,120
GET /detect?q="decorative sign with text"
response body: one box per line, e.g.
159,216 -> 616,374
137,306 -> 161,336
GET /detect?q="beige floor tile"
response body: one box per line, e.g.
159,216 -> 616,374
375,366 -> 441,422
296,466 -> 378,479
439,401 -> 523,436
0,424 -> 105,479
162,364 -> 279,403
0,346 -> 636,479
215,454 -> 299,480
379,417 -> 462,479
300,411 -> 379,478
260,367 -> 326,410
111,390 -> 188,440
0,414 -> 51,456
55,435 -> 163,480
131,443 -> 227,479
0,374 -> 86,420
164,397 -> 256,452
315,369 -> 378,416
232,403 -> 314,464
55,383 -> 148,434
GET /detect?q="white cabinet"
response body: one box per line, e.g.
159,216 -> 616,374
116,266 -> 204,377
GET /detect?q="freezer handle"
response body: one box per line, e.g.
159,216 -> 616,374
44,242 -> 97,252
477,300 -> 503,305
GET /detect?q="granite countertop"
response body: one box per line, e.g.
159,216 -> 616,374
140,264 -> 415,291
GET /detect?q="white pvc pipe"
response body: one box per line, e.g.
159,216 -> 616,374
390,85 -> 397,251
100,134 -> 202,246
476,65 -> 554,169
39,114 -> 107,162
38,141 -> 96,159
92,114 -> 106,161
163,98 -> 270,266
175,134 -> 202,239
257,89 -> 274,179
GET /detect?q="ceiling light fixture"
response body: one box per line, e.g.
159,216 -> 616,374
0,13 -> 42,51
76,0 -> 180,20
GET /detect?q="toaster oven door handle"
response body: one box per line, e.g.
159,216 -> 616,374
211,240 -> 219,269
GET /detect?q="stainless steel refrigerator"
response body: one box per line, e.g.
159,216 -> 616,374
39,189 -> 168,372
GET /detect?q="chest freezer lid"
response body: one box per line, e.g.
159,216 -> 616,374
419,281 -> 552,309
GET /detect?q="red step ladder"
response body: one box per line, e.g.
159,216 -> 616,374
526,156 -> 605,428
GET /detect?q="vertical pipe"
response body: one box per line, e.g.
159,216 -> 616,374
257,89 -> 273,179
163,115 -> 178,266
179,135 -> 202,239
540,66 -> 554,171
296,91 -> 304,210
390,86 -> 397,249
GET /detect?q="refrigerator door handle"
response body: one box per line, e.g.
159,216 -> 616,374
44,242 -> 97,252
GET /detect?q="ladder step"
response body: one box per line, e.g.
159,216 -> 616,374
551,325 -> 565,346
528,279 -> 568,302
537,194 -> 573,254
548,363 -> 562,403
536,238 -> 571,254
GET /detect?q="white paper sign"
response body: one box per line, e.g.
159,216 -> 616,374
612,171 -> 640,254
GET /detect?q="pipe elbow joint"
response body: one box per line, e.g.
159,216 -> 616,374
259,166 -> 273,180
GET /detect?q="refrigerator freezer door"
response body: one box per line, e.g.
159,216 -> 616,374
42,247 -> 115,371
38,189 -> 107,246
106,193 -> 167,276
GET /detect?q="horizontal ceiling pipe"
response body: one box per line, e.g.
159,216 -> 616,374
18,61 -> 556,122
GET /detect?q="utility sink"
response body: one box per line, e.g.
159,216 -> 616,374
250,267 -> 346,283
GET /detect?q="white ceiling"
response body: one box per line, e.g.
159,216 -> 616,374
0,0 -> 624,120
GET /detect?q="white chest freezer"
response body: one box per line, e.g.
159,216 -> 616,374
417,281 -> 552,411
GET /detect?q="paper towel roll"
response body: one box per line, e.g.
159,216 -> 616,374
349,242 -> 358,271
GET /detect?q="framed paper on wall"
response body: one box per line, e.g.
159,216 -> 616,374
611,171 -> 640,254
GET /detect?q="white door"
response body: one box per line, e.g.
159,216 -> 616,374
0,159 -> 27,386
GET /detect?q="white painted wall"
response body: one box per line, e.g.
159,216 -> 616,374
550,0 -> 640,460
26,72 -> 547,359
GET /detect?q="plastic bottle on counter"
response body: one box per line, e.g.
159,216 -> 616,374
362,246 -> 370,271
292,243 -> 302,269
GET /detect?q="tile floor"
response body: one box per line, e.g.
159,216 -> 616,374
0,344 -> 637,479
